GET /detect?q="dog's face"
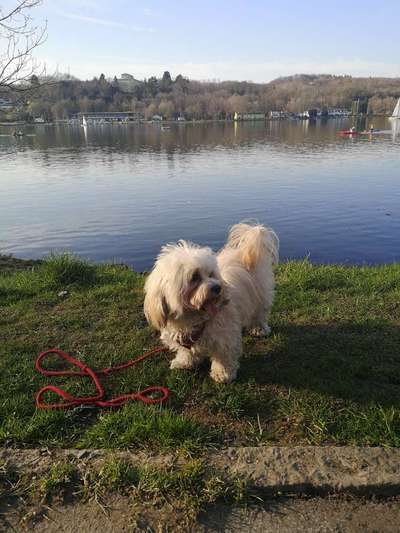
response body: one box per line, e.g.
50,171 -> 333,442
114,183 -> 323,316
144,241 -> 226,330
183,262 -> 223,314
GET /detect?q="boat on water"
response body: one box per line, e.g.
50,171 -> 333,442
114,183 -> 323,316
391,118 -> 400,140
161,125 -> 171,131
389,98 -> 400,120
12,130 -> 24,137
339,128 -> 391,136
338,129 -> 359,135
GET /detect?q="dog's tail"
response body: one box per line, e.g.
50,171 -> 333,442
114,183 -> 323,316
226,222 -> 279,270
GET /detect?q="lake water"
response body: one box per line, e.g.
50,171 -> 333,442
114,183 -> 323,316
1,118 -> 399,270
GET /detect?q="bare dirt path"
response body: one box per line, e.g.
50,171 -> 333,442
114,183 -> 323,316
2,495 -> 400,532
200,496 -> 400,533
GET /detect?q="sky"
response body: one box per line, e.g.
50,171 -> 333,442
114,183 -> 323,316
9,0 -> 400,82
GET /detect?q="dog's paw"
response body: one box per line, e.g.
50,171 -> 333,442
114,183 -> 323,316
170,352 -> 197,370
250,324 -> 271,337
170,358 -> 190,370
210,361 -> 236,384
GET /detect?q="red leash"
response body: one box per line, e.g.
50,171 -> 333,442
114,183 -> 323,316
35,347 -> 170,409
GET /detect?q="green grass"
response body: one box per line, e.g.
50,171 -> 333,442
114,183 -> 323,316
39,252 -> 97,288
38,460 -> 77,498
0,454 -> 250,529
95,456 -> 139,491
0,254 -> 399,450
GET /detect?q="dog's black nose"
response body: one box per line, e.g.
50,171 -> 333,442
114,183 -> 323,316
211,284 -> 221,295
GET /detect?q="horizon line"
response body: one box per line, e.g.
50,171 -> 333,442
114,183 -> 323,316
47,71 -> 400,84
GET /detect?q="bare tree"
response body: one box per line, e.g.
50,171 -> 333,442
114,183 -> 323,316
0,0 -> 47,93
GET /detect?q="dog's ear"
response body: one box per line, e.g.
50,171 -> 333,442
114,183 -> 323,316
144,275 -> 169,331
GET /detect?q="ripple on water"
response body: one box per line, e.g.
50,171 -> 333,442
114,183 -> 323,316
1,119 -> 399,269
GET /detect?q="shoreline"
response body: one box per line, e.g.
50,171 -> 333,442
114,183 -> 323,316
2,254 -> 399,275
0,113 -> 393,128
0,254 -> 42,273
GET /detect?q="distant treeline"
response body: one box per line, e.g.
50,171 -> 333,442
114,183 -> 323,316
5,72 -> 400,121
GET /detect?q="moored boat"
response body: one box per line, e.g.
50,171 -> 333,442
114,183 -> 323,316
389,98 -> 400,120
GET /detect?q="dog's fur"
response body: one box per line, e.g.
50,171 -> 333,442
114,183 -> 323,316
144,223 -> 279,383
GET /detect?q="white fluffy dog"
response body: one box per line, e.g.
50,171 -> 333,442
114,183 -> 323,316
144,223 -> 279,383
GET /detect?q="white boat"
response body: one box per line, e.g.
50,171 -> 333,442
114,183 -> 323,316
391,118 -> 400,140
390,98 -> 400,120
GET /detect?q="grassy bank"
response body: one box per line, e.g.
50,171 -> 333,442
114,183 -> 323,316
0,451 -> 252,529
0,254 -> 399,451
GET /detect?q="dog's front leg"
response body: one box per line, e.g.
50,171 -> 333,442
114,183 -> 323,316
170,347 -> 202,370
209,343 -> 241,384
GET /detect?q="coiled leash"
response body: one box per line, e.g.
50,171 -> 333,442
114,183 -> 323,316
35,347 -> 170,409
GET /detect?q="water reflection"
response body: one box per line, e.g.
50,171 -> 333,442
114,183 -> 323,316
0,118 -> 399,270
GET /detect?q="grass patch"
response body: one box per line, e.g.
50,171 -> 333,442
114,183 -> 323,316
38,460 -> 77,499
79,404 -> 220,452
39,253 -> 97,288
0,255 -> 400,450
0,454 -> 250,529
132,458 -> 248,526
95,456 -> 139,491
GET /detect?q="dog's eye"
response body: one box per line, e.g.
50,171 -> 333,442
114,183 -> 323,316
191,270 -> 201,283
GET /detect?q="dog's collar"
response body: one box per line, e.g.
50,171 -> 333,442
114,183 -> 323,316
176,298 -> 229,349
177,322 -> 207,349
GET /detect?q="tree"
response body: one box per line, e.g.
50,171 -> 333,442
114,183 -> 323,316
158,99 -> 175,119
30,73 -> 39,86
226,94 -> 249,114
174,73 -> 190,96
160,70 -> 172,92
7,66 -> 400,121
0,1 -> 47,93
145,102 -> 158,119
51,100 -> 70,120
132,83 -> 144,100
27,98 -> 51,120
146,76 -> 159,97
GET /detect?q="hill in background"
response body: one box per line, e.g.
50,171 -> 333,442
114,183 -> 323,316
3,72 -> 400,121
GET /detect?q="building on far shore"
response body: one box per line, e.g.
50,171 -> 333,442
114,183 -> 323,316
115,73 -> 143,93
234,112 -> 266,121
270,111 -> 288,119
327,108 -> 350,117
75,111 -> 143,124
0,98 -> 14,111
